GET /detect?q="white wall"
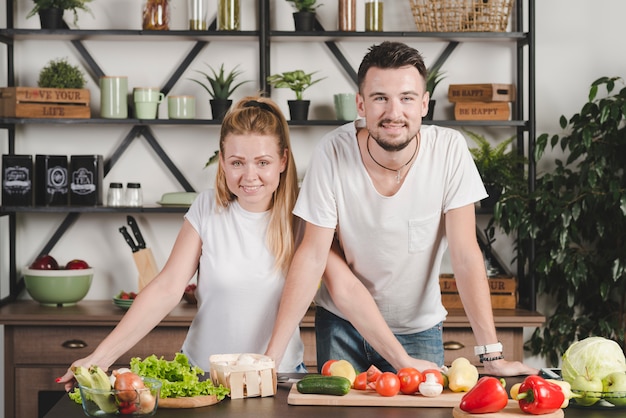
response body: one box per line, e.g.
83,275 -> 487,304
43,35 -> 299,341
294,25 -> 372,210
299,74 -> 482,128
2,1 -> 626,415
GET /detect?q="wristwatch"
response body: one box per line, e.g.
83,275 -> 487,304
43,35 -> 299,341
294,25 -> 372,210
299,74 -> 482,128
474,342 -> 503,356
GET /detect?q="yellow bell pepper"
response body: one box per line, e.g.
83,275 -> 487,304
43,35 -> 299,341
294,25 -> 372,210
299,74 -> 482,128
447,357 -> 479,392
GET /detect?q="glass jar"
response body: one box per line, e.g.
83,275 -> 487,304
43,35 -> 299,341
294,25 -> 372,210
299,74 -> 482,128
338,0 -> 356,32
218,0 -> 241,31
143,0 -> 170,31
365,0 -> 383,32
107,182 -> 124,207
126,183 -> 143,207
188,0 -> 208,30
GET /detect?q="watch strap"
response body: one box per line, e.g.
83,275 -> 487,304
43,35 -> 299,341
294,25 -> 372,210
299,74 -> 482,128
474,342 -> 503,356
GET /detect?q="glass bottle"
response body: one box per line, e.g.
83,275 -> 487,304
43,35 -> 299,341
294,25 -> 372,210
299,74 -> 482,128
143,0 -> 170,31
126,183 -> 143,207
365,0 -> 383,32
188,0 -> 208,30
107,182 -> 124,207
218,0 -> 241,31
338,0 -> 356,32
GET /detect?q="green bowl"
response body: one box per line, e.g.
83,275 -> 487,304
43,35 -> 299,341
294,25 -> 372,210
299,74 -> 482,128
23,267 -> 93,307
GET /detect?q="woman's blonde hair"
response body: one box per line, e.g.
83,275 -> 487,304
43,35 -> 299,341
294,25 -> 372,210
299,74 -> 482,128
214,96 -> 298,273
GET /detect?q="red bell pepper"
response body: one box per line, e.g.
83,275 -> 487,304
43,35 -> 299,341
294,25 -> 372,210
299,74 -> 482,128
459,376 -> 509,414
517,375 -> 565,415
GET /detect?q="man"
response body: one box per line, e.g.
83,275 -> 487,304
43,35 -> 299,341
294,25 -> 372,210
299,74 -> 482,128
266,41 -> 537,376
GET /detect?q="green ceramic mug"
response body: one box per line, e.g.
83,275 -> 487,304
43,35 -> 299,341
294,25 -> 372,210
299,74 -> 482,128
168,95 -> 196,119
100,76 -> 128,119
133,87 -> 164,119
334,93 -> 358,121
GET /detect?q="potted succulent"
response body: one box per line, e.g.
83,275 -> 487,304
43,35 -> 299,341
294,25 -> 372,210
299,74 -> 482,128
424,64 -> 445,120
286,0 -> 322,31
465,130 -> 525,210
493,77 -> 626,366
266,69 -> 325,120
27,0 -> 93,29
190,63 -> 250,120
38,57 -> 87,89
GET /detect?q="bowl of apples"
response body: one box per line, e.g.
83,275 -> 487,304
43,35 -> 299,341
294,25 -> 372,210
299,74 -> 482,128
23,255 -> 93,307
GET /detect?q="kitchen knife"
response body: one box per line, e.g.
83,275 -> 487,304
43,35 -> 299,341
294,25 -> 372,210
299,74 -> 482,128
119,226 -> 138,252
127,215 -> 146,249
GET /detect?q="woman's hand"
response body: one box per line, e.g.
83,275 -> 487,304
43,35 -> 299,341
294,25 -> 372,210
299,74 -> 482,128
56,356 -> 109,392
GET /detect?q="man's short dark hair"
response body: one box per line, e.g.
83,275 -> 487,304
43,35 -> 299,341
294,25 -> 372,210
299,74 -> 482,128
357,41 -> 427,92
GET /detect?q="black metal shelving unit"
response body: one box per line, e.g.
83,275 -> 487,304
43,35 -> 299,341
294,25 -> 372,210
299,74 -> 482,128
1,0 -> 535,308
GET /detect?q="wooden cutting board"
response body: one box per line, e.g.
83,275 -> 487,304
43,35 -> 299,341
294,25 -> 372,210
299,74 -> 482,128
158,395 -> 220,409
452,400 -> 564,418
288,385 -> 465,407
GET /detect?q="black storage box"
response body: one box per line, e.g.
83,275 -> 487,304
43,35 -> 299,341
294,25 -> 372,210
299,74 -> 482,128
69,155 -> 104,206
2,154 -> 34,206
35,154 -> 69,206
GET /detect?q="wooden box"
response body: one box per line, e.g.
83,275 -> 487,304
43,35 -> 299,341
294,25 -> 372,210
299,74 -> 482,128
454,102 -> 510,121
0,87 -> 90,119
448,84 -> 516,103
209,353 -> 276,399
439,274 -> 517,309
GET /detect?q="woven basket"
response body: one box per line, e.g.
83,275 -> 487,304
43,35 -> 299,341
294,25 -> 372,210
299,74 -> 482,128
409,0 -> 514,32
209,353 -> 276,399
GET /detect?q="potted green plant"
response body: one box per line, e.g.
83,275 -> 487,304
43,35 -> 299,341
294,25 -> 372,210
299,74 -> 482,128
286,0 -> 322,31
266,69 -> 325,120
38,57 -> 87,89
27,0 -> 93,29
493,76 -> 626,366
190,63 -> 249,120
424,64 -> 445,120
466,129 -> 525,210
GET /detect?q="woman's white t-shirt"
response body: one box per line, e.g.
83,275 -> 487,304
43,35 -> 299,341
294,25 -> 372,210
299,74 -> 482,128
295,122 -> 488,334
181,190 -> 304,372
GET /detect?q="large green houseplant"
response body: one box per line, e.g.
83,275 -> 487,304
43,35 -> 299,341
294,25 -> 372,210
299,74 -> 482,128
494,76 -> 626,365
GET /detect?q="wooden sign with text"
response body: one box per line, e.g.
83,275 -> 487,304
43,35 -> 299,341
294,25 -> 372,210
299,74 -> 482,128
0,87 -> 90,119
454,101 -> 510,121
448,83 -> 516,102
439,274 -> 517,309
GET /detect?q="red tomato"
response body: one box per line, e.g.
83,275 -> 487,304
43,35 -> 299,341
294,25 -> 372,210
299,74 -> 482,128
366,364 -> 383,383
375,372 -> 401,397
353,371 -> 369,390
321,360 -> 338,376
397,367 -> 423,395
422,369 -> 445,387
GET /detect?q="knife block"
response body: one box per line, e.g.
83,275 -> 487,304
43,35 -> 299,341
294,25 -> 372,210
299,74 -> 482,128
132,248 -> 159,291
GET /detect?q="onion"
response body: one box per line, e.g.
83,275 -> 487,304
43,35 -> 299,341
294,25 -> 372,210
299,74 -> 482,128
114,372 -> 145,402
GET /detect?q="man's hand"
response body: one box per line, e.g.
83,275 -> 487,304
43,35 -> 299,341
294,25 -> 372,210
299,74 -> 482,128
481,358 -> 538,376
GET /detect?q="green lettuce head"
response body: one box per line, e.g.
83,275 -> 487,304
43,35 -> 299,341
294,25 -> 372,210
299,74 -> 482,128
562,337 -> 626,383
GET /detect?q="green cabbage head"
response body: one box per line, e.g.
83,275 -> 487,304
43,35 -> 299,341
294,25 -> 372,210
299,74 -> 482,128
562,336 -> 626,383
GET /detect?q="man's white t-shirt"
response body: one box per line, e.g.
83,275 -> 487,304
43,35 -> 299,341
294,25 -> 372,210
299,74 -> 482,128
182,190 -> 304,372
295,121 -> 488,334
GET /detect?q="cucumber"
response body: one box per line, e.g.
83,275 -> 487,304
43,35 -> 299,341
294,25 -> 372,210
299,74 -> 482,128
296,376 -> 351,396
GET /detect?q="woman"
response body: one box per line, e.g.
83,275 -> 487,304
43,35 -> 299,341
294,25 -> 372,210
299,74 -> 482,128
58,96 -> 304,391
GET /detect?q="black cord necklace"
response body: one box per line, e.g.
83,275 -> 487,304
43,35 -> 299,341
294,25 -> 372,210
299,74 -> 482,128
366,133 -> 419,184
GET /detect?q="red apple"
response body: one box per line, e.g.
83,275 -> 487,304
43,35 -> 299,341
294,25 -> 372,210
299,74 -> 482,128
29,254 -> 59,270
65,259 -> 90,269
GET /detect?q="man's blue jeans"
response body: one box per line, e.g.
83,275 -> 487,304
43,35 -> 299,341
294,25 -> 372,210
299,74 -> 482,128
315,306 -> 444,373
